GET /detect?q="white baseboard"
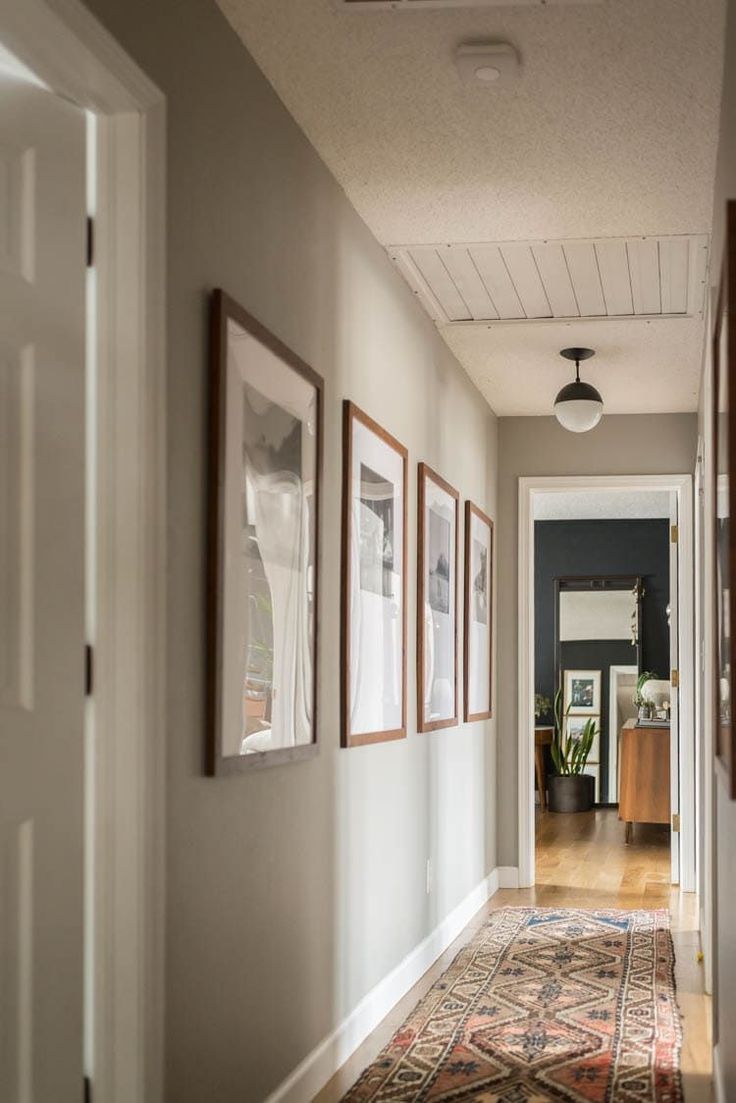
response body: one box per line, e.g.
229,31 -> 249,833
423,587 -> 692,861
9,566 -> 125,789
497,866 -> 520,889
265,865 -> 518,1103
714,1042 -> 725,1103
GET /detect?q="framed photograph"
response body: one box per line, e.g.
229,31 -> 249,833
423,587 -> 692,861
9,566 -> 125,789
714,199 -> 736,799
206,290 -> 322,775
341,401 -> 408,747
418,464 -> 459,732
564,669 -> 601,716
564,715 -> 601,765
464,501 -> 493,722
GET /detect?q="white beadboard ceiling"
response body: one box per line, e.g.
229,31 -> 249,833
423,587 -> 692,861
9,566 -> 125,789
217,0 -> 725,415
392,234 -> 708,324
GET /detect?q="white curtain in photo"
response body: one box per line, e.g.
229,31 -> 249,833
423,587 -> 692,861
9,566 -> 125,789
350,498 -> 401,733
241,467 -> 311,751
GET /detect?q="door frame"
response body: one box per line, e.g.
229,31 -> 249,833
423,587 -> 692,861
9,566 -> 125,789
518,474 -> 695,892
699,285 -> 717,995
607,664 -> 638,800
0,1 -> 166,1099
695,432 -> 714,992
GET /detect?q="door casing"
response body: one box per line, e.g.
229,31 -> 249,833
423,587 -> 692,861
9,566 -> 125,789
0,1 -> 166,1099
518,474 -> 696,894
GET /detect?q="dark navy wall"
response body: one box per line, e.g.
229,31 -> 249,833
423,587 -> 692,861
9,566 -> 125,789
534,519 -> 670,800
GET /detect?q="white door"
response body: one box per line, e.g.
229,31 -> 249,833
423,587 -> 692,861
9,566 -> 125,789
0,71 -> 86,1099
669,490 -> 680,884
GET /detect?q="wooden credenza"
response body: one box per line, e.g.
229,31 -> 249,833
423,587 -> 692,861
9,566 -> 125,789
618,719 -> 670,842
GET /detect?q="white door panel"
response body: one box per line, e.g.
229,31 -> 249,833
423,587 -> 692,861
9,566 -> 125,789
0,72 -> 85,1100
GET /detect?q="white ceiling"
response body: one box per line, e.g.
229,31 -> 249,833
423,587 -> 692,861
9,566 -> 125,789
533,488 -> 671,520
217,0 -> 725,415
444,315 -> 705,414
393,235 -> 708,323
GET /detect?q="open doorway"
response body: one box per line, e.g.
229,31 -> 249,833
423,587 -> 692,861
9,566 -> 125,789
533,489 -> 673,897
518,475 -> 695,898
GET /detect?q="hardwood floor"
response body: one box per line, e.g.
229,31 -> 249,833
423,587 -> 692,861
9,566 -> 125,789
536,804 -> 673,903
314,808 -> 712,1102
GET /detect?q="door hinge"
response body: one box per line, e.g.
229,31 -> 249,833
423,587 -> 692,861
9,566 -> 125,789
670,524 -> 679,543
672,813 -> 681,833
86,216 -> 94,267
85,645 -> 93,697
671,669 -> 680,688
84,1075 -> 92,1103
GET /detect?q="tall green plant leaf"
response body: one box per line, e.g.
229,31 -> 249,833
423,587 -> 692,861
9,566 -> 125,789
550,738 -> 563,774
551,687 -> 577,775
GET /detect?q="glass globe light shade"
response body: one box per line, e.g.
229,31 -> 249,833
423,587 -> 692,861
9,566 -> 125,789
554,380 -> 603,433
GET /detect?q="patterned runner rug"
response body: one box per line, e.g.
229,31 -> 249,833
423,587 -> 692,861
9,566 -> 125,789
342,907 -> 682,1102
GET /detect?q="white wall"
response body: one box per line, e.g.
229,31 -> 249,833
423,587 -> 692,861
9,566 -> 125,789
83,0 -> 498,1099
495,414 -> 698,865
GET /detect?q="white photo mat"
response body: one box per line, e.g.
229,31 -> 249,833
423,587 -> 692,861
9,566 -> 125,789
564,668 -> 602,715
342,402 -> 407,747
418,464 -> 459,731
564,714 -> 601,764
464,502 -> 493,721
208,292 -> 322,774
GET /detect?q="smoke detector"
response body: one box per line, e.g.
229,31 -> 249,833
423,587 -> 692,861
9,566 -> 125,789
455,43 -> 520,88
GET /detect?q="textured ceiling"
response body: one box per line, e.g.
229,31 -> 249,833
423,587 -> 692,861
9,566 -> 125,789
533,489 -> 671,521
442,315 -> 706,414
218,0 -> 725,414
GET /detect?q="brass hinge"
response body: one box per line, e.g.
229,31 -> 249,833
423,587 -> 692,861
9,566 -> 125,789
670,524 -> 679,543
672,813 -> 681,833
671,669 -> 680,688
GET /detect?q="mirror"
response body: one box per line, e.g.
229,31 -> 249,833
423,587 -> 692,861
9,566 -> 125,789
555,577 -> 642,803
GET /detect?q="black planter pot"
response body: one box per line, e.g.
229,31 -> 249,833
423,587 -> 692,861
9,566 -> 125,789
548,774 -> 594,813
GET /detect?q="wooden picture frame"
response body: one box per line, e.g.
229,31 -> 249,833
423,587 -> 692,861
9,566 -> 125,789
206,289 -> 323,775
564,715 -> 601,765
563,669 -> 602,716
417,463 -> 460,732
713,200 -> 736,798
463,501 -> 494,722
341,401 -> 408,747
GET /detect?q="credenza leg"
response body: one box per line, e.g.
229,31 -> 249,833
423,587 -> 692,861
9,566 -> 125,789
625,821 -> 633,845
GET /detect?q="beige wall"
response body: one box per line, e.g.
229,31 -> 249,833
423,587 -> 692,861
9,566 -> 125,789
495,413 -> 698,866
83,0 -> 498,1099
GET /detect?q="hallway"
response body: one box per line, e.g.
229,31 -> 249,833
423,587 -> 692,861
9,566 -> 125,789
317,810 -> 711,1101
5,0 -> 735,1098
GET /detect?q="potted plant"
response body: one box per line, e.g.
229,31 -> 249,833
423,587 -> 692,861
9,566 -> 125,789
548,689 -> 597,813
633,670 -> 658,721
535,693 -> 552,722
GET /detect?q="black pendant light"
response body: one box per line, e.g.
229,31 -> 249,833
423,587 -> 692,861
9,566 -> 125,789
554,347 -> 603,433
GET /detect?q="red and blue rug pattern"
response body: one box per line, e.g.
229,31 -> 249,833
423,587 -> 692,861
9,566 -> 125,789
342,907 -> 682,1102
